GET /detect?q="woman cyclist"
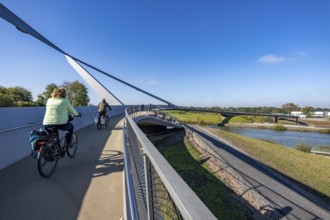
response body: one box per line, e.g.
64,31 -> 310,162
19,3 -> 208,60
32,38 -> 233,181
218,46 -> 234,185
43,87 -> 80,146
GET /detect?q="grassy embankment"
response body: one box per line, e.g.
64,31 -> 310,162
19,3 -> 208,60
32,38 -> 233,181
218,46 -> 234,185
166,110 -> 330,139
164,110 -> 330,200
156,133 -> 250,219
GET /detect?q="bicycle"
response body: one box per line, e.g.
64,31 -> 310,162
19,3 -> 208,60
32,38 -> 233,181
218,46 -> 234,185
36,115 -> 80,177
95,113 -> 109,130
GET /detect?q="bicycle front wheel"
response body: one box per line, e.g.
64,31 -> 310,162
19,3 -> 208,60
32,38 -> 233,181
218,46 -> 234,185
105,116 -> 109,127
66,133 -> 78,158
38,146 -> 58,177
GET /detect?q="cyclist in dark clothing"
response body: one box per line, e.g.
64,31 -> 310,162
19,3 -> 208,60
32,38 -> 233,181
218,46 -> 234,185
97,98 -> 111,124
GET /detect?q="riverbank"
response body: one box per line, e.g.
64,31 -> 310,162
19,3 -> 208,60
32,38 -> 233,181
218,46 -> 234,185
158,111 -> 330,217
203,126 -> 330,203
225,122 -> 330,133
150,127 -> 330,219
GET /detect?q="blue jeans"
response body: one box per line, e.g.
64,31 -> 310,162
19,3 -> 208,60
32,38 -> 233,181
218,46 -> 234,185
44,122 -> 74,144
98,111 -> 107,124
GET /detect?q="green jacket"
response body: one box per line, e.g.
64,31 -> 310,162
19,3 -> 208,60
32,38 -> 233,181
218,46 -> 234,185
98,101 -> 111,113
43,98 -> 79,125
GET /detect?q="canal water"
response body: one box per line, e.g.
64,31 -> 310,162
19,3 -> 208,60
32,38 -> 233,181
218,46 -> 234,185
216,126 -> 330,148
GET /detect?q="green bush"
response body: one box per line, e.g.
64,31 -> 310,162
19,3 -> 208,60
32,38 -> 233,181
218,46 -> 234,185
319,129 -> 330,134
295,144 -> 312,153
272,124 -> 287,131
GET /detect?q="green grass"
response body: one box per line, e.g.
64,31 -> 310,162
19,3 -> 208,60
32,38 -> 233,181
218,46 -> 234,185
228,115 -> 252,123
229,115 -> 275,123
157,135 -> 249,219
165,110 -> 222,125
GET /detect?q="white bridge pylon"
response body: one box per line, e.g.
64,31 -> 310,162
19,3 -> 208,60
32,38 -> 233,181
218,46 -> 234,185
65,55 -> 123,106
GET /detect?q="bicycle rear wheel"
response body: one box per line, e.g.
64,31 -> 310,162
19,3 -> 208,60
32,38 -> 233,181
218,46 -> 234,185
65,133 -> 78,158
38,145 -> 58,177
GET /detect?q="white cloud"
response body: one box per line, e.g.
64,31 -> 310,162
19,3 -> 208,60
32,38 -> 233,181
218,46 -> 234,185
257,54 -> 286,64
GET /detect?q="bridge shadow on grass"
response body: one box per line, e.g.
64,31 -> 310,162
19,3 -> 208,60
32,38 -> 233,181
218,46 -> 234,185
0,114 -> 124,220
187,125 -> 330,219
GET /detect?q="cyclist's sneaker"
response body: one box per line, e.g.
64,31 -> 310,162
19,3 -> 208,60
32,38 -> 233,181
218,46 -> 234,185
66,143 -> 73,148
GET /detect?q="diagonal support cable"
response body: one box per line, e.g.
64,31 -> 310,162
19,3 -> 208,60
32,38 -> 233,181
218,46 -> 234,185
0,3 -> 66,55
0,3 -> 176,107
70,56 -> 177,107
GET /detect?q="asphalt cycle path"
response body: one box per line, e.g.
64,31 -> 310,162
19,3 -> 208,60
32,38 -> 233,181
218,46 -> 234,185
190,125 -> 330,220
0,114 -> 125,220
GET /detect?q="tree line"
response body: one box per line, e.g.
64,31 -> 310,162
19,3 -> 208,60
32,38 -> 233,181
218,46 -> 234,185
210,102 -> 330,117
0,81 -> 90,107
1,84 -> 328,116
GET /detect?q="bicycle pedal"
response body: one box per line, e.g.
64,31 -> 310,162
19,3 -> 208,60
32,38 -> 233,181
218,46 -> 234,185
59,150 -> 65,158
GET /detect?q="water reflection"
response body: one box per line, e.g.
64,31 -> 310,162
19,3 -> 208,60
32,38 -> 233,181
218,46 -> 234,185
216,126 -> 330,148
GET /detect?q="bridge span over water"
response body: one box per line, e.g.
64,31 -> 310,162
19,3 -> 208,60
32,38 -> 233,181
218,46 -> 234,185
165,106 -> 300,126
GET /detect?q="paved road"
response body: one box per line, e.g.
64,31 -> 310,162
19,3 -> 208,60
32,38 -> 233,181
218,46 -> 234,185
0,114 -> 125,220
190,125 -> 330,220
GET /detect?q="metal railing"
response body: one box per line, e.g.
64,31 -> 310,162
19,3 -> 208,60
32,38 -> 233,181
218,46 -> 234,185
123,107 -> 216,220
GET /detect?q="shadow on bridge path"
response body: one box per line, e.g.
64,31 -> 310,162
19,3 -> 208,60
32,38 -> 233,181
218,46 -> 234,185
0,114 -> 125,220
188,125 -> 330,220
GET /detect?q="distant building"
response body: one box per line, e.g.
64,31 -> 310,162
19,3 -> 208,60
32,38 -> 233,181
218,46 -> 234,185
291,111 -> 302,116
312,111 -> 325,118
290,111 -> 306,119
292,111 -> 329,118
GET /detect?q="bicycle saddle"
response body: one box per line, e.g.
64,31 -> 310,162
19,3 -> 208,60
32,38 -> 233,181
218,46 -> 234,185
44,126 -> 59,134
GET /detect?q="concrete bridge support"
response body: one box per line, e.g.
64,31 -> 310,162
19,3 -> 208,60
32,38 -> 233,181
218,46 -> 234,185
218,115 -> 234,126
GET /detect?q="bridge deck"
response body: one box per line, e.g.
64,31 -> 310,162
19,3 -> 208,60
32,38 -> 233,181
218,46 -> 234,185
0,114 -> 125,220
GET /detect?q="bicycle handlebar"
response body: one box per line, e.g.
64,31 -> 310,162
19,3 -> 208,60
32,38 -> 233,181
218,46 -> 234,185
68,113 -> 81,121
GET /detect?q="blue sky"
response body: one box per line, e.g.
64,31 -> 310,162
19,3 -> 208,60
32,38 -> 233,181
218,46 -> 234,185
1,1 -> 330,108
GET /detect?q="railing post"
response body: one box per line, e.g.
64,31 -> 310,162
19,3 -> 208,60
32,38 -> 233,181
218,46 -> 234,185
143,153 -> 153,220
